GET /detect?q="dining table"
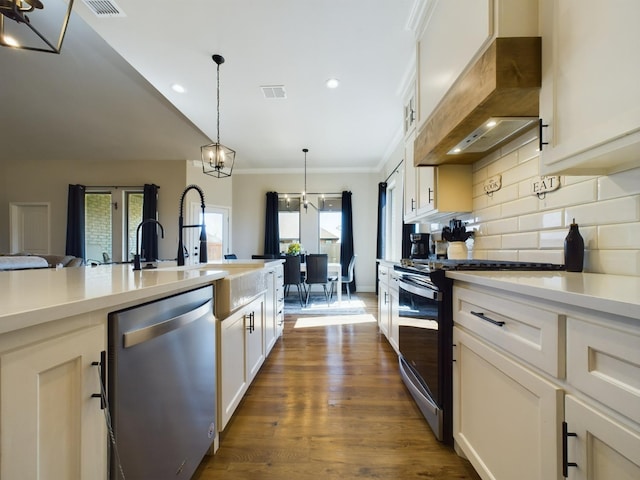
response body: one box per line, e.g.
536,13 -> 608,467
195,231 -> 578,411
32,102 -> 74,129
300,261 -> 342,304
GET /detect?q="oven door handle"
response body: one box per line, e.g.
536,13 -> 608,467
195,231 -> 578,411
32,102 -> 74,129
470,310 -> 505,327
398,279 -> 441,301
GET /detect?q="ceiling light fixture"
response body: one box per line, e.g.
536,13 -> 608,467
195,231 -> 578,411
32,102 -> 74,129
171,83 -> 186,93
0,0 -> 74,53
201,54 -> 235,178
326,78 -> 340,89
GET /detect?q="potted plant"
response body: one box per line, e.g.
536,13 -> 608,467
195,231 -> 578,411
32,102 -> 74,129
287,242 -> 302,255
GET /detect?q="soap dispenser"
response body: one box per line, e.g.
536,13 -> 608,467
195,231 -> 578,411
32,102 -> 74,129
564,218 -> 584,272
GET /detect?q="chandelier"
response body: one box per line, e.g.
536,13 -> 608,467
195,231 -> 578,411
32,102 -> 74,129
302,148 -> 309,211
201,54 -> 236,178
0,0 -> 74,53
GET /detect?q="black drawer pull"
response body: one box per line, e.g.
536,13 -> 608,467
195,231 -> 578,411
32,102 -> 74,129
470,311 -> 505,327
562,421 -> 578,477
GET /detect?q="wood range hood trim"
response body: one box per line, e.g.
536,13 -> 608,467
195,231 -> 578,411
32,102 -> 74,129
415,37 -> 542,166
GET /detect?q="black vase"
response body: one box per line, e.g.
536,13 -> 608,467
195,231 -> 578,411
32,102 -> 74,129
564,219 -> 584,272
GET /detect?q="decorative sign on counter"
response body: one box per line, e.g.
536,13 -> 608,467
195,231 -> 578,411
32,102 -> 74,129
483,175 -> 502,196
532,175 -> 560,198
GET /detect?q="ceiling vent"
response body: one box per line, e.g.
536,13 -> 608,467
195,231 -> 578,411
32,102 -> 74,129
81,0 -> 126,17
261,85 -> 287,100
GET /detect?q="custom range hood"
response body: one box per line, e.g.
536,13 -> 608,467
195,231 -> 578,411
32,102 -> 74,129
415,37 -> 542,166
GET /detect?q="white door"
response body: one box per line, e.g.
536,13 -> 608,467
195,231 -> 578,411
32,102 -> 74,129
9,203 -> 50,254
188,203 -> 230,261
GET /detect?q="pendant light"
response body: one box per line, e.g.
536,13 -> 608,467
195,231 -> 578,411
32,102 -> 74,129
202,54 -> 235,178
302,148 -> 309,211
0,0 -> 74,53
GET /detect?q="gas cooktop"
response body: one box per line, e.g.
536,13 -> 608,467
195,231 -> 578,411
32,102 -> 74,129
398,258 -> 565,273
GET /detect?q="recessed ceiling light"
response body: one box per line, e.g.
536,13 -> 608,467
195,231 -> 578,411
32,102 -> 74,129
326,78 -> 340,89
171,83 -> 186,93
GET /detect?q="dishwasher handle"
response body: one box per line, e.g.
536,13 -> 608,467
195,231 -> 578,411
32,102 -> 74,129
123,299 -> 212,348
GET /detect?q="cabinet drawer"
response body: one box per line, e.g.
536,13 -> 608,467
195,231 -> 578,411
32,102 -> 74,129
567,316 -> 640,426
453,285 -> 565,377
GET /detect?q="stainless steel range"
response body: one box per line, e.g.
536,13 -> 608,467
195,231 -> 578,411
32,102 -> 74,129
393,259 -> 563,445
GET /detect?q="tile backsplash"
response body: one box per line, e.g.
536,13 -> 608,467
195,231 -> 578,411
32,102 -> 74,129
443,130 -> 640,276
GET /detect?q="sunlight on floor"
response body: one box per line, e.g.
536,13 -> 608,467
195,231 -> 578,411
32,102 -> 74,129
294,313 -> 377,329
293,299 -> 367,311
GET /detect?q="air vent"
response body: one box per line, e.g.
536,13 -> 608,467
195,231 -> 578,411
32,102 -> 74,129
81,0 -> 126,17
260,85 -> 287,99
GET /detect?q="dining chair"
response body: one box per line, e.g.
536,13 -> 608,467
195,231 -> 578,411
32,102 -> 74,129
224,254 -> 237,259
304,254 -> 330,306
330,254 -> 357,301
283,255 -> 305,307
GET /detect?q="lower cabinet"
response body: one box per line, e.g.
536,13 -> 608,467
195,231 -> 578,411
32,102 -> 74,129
452,281 -> 640,480
453,326 -> 562,480
377,264 -> 390,338
218,294 -> 265,430
265,263 -> 284,354
0,323 -> 106,480
388,271 -> 400,354
564,395 -> 640,480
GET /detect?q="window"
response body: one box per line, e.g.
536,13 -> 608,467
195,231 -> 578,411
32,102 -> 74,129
85,188 -> 143,263
278,195 -> 300,253
318,196 -> 341,262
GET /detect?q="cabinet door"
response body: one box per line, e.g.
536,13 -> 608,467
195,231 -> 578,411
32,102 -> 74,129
264,268 -> 277,354
377,282 -> 390,339
564,395 -> 640,480
1,325 -> 106,480
539,0 -> 640,174
417,166 -> 435,214
245,296 -> 265,382
403,131 -> 417,222
218,309 -> 248,430
453,327 -> 562,480
388,275 -> 400,354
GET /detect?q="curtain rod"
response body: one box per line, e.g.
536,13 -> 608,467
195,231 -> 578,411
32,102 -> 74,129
84,185 -> 159,189
384,159 -> 404,183
278,192 -> 342,196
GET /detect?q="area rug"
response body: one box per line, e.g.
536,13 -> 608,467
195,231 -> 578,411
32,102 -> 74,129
283,292 -> 367,315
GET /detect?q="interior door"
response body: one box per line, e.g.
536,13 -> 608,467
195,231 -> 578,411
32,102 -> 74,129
9,202 -> 50,254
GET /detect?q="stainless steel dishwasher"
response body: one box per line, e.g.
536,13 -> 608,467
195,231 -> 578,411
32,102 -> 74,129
108,285 -> 216,480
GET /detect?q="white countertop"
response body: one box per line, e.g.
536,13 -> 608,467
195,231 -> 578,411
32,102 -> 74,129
0,264 -> 227,335
446,271 -> 640,320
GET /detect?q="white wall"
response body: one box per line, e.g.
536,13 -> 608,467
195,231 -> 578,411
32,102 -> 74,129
231,171 -> 380,291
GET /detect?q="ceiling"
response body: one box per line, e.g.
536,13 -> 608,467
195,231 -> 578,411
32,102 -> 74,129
1,0 -> 418,172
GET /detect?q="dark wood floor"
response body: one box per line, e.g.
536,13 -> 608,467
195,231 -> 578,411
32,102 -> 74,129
194,293 -> 480,480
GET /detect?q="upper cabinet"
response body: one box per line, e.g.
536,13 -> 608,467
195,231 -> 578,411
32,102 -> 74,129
539,0 -> 640,175
413,0 -> 539,167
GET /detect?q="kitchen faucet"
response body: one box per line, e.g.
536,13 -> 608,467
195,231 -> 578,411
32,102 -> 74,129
133,219 -> 165,270
177,184 -> 208,266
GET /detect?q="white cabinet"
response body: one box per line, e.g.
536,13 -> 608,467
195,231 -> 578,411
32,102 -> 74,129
377,264 -> 390,338
388,271 -> 400,354
453,326 -> 562,480
218,295 -> 265,430
414,165 -> 473,222
539,0 -> 640,175
1,324 -> 106,480
452,279 -> 640,480
264,263 -> 284,354
564,395 -> 640,480
403,131 -> 418,221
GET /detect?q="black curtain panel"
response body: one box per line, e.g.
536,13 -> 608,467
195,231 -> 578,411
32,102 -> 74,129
65,184 -> 86,259
264,191 -> 280,255
401,222 -> 416,259
376,182 -> 387,294
340,190 -> 356,293
142,184 -> 160,261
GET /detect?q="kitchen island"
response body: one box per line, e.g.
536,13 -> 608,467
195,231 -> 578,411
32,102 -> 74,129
445,270 -> 640,480
0,261 -> 282,480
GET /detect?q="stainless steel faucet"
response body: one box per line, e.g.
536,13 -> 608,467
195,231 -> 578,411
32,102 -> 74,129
133,219 -> 165,270
177,184 -> 208,266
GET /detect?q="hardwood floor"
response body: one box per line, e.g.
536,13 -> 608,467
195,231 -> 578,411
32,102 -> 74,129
194,293 -> 480,480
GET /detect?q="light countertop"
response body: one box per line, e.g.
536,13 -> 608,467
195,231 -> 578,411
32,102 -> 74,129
446,271 -> 640,320
0,264 -> 227,335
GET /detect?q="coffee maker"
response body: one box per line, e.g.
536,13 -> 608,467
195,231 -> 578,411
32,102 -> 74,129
409,233 -> 430,259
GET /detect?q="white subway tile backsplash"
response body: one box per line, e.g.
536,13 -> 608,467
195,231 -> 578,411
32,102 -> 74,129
598,222 -> 640,249
566,196 -> 640,226
598,168 -> 640,200
502,232 -> 538,249
501,196 -> 539,218
466,133 -> 640,275
518,210 -> 564,231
